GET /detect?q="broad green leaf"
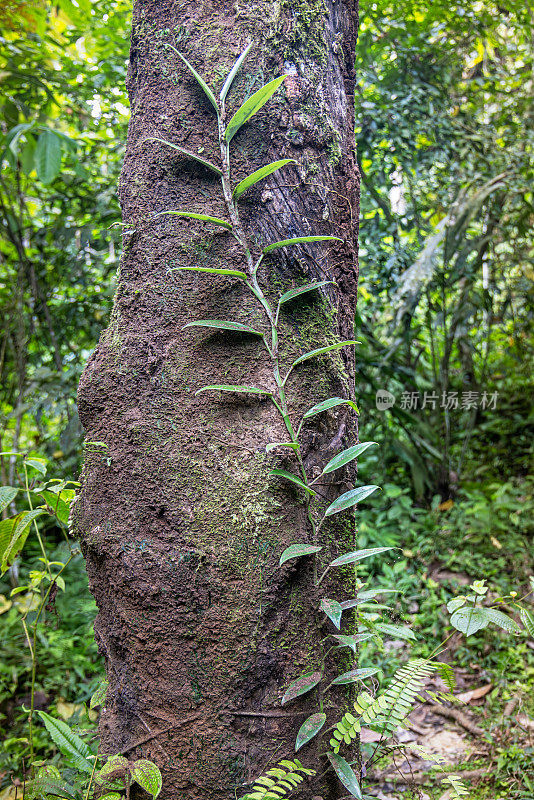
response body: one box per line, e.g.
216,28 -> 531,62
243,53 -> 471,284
520,608 -> 534,637
225,75 -> 286,142
26,777 -> 77,800
279,544 -> 322,566
324,485 -> 380,517
321,442 -> 378,476
131,759 -> 163,798
90,678 -> 109,709
295,713 -> 326,752
35,129 -> 61,184
331,634 -> 374,652
329,546 -> 392,568
303,397 -> 359,420
447,596 -> 467,614
25,456 -> 47,474
233,159 -> 294,199
1,510 -> 45,573
330,668 -> 379,685
281,671 -> 322,705
38,711 -> 94,773
289,341 -> 359,371
265,442 -> 300,453
175,266 -> 248,279
157,210 -> 231,229
375,623 -> 416,641
327,753 -> 362,799
166,44 -> 219,115
0,487 -> 17,514
195,384 -> 272,396
220,42 -> 253,101
37,489 -> 74,525
357,588 -> 399,601
270,469 -> 316,496
483,607 -> 521,633
183,319 -> 263,336
320,598 -> 342,629
145,138 -> 222,175
450,607 -> 490,636
278,280 -> 333,309
96,754 -> 129,782
263,235 -> 343,255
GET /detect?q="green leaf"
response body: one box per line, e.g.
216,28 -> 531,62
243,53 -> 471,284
25,457 -> 47,474
263,235 -> 342,254
26,777 -> 77,800
90,678 -> 108,709
289,341 -> 359,372
375,622 -> 416,641
183,319 -> 263,336
327,753 -> 362,799
1,510 -> 46,573
156,210 -> 231,229
278,281 -> 333,309
331,634 -> 374,652
144,138 -> 222,175
303,397 -> 359,420
96,754 -> 129,782
37,489 -> 74,525
324,485 -> 380,517
233,159 -> 294,199
279,544 -> 322,566
270,469 -> 316,496
225,75 -> 286,142
35,130 -> 62,184
174,266 -> 248,279
520,608 -> 534,637
450,606 -> 490,636
320,598 -> 342,629
265,442 -> 300,453
281,672 -> 322,705
330,668 -> 379,685
220,42 -> 253,101
447,596 -> 467,614
329,546 -> 392,568
295,713 -> 326,752
131,759 -> 163,798
38,711 -> 94,773
483,607 -> 521,633
166,44 -> 219,115
195,384 -> 272,396
0,487 -> 17,514
321,442 -> 378,476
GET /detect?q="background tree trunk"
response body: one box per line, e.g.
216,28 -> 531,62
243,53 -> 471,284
76,2 -> 359,798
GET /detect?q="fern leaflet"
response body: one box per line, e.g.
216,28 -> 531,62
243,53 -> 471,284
241,759 -> 315,800
441,774 -> 470,797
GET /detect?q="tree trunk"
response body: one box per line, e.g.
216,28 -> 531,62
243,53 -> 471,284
76,2 -> 359,798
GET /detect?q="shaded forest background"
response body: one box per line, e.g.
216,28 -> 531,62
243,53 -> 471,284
0,0 -> 532,796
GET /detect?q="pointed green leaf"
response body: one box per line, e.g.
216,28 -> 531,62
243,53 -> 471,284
36,489 -> 73,525
270,469 -> 316,496
157,211 -> 231,229
234,159 -> 294,199
375,623 -> 416,641
289,341 -> 359,371
26,777 -> 77,800
320,598 -> 342,629
0,487 -> 17,514
330,546 -> 392,568
265,441 -> 301,453
38,711 -> 94,773
35,129 -> 62,184
281,672 -> 322,705
96,755 -> 129,782
220,42 -> 253,101
520,607 -> 534,637
263,235 -> 342,254
483,607 -> 521,633
327,753 -> 362,799
278,281 -> 333,309
449,606 -> 490,636
1,510 -> 45,573
330,668 -> 379,686
279,544 -> 322,566
144,138 -> 222,175
166,44 -> 219,114
295,713 -> 326,752
225,75 -> 286,142
90,679 -> 108,709
324,485 -> 380,518
183,319 -> 263,336
25,457 -> 47,474
131,759 -> 163,798
175,266 -> 248,279
195,384 -> 272,396
321,442 -> 378,476
303,397 -> 359,420
331,634 -> 374,652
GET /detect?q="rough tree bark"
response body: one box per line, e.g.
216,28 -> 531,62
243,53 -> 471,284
76,1 -> 359,798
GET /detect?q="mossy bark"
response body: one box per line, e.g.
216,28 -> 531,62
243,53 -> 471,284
76,1 -> 359,798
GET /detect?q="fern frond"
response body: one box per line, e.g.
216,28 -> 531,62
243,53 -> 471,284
330,660 -> 443,753
241,759 -> 315,800
441,774 -> 470,797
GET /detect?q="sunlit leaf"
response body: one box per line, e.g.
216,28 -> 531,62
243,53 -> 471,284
303,397 -> 359,420
225,75 -> 286,142
270,469 -> 316,496
233,159 -> 294,199
263,235 -> 342,254
281,672 -> 322,705
321,442 -> 378,475
183,319 -> 263,336
278,281 -> 333,309
483,607 -> 521,633
131,759 -> 162,798
279,544 -> 322,566
174,266 -> 248,279
265,441 -> 300,453
1,510 -> 46,574
156,211 -> 231,229
90,679 -> 108,709
220,42 -> 253,101
0,487 -> 17,514
324,485 -> 380,517
449,607 -> 490,636
329,546 -> 392,568
145,138 -> 222,175
289,341 -> 359,373
295,713 -> 326,752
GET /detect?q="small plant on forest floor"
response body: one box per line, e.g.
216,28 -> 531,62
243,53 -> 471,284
148,43 -> 534,800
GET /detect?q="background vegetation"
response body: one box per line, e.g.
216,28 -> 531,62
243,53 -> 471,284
0,0 -> 532,797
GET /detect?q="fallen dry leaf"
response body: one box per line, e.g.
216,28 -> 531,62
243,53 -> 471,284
457,684 -> 492,704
